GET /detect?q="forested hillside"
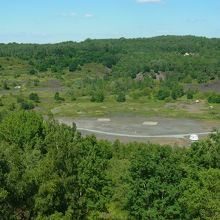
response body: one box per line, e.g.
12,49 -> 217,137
0,110 -> 220,219
1,36 -> 220,82
1,36 -> 220,109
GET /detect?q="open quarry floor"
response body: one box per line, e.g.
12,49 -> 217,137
56,114 -> 220,146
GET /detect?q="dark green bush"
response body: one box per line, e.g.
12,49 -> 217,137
116,93 -> 126,102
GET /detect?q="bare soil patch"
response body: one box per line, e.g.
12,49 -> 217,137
187,80 -> 220,93
165,101 -> 207,114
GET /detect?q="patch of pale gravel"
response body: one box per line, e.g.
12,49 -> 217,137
97,118 -> 111,122
143,121 -> 158,126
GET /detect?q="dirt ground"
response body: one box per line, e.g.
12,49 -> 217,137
165,101 -> 207,114
187,80 -> 220,93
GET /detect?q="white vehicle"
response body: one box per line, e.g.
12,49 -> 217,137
189,134 -> 199,142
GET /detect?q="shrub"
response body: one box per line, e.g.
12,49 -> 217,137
33,79 -> 40,87
54,92 -> 65,102
0,98 -> 3,106
116,93 -> 126,102
8,103 -> 16,111
208,93 -> 220,103
186,90 -> 194,99
69,62 -> 78,72
3,81 -> 10,90
29,93 -> 40,103
171,86 -> 184,100
29,69 -> 37,75
157,88 -> 170,100
67,90 -> 77,101
91,91 -> 105,103
21,101 -> 35,110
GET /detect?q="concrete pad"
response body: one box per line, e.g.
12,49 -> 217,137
97,118 -> 111,122
143,121 -> 158,126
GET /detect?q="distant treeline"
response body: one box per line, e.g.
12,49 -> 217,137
0,110 -> 220,219
1,36 -> 220,82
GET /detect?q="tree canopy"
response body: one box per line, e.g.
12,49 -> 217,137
0,110 -> 220,219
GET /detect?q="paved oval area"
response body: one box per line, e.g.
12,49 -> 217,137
57,115 -> 220,138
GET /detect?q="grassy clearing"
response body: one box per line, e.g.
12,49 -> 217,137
1,58 -> 220,121
49,97 -> 220,120
1,84 -> 220,120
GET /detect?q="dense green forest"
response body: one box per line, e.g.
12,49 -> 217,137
1,36 -> 220,80
0,110 -> 220,219
1,36 -> 220,81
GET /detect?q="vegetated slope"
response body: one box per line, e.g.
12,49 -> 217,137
0,110 -> 220,219
0,35 -> 220,82
1,35 -> 220,120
